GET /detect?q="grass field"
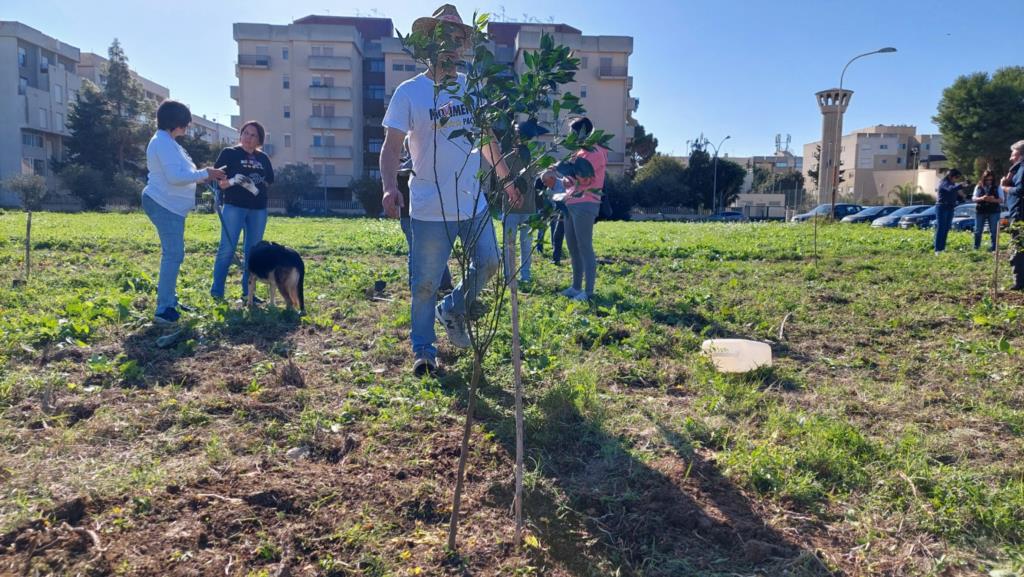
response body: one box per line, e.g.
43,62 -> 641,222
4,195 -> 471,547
1,211 -> 1022,577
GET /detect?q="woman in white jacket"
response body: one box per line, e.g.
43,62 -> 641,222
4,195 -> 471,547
141,100 -> 225,324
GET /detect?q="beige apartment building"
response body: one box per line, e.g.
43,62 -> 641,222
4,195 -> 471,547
803,125 -> 947,204
0,21 -> 81,205
77,51 -> 169,107
232,15 -> 638,202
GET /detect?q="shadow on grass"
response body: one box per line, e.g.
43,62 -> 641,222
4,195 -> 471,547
440,372 -> 832,577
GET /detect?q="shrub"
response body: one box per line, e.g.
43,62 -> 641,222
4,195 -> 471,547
351,176 -> 383,217
59,164 -> 106,209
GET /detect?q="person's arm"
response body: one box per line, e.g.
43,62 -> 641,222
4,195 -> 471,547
157,135 -> 220,185
380,127 -> 406,218
481,131 -> 522,208
973,186 -> 985,201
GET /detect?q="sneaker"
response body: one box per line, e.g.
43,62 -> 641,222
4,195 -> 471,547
435,304 -> 471,349
571,291 -> 590,303
559,287 -> 581,298
412,355 -> 438,377
154,307 -> 180,325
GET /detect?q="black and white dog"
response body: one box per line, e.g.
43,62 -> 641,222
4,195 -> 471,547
247,241 -> 305,313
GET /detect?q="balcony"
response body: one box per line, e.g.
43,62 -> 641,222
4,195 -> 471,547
598,65 -> 628,79
308,116 -> 353,130
238,54 -> 271,69
309,145 -> 353,159
309,86 -> 352,100
308,56 -> 352,71
320,174 -> 353,188
230,85 -> 239,101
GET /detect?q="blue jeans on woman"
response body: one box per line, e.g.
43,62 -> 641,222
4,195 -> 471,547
409,214 -> 499,359
933,204 -> 955,252
502,212 -> 535,283
211,204 -> 267,298
974,210 -> 1000,251
142,194 -> 186,315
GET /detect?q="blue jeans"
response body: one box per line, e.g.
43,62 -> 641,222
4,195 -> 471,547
410,214 -> 500,358
211,204 -> 267,298
142,194 -> 185,314
400,216 -> 452,291
934,204 -> 955,252
974,211 -> 1000,250
502,213 -> 534,283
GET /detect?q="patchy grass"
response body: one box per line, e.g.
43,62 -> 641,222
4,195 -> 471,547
0,212 -> 1022,576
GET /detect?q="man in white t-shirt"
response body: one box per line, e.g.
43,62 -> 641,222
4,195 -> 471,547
380,4 -> 521,376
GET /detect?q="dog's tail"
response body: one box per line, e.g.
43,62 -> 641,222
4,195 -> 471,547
298,259 -> 305,313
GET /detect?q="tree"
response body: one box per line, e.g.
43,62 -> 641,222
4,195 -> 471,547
58,164 -> 106,210
683,143 -> 745,210
626,124 -> 658,176
351,176 -> 384,216
807,144 -> 844,191
602,174 -> 634,220
274,163 -> 321,207
632,155 -> 688,207
104,39 -> 150,175
889,182 -> 931,205
3,174 -> 46,281
63,82 -> 116,176
934,67 -> 1024,178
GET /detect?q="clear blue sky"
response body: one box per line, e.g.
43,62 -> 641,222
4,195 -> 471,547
5,0 -> 1017,159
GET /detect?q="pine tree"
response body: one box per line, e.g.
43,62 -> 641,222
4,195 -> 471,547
63,81 -> 115,175
104,39 -> 150,175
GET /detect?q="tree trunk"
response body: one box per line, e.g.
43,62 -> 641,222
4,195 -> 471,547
24,211 -> 31,281
447,354 -> 482,551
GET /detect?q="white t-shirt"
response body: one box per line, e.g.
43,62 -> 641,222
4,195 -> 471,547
383,73 -> 487,222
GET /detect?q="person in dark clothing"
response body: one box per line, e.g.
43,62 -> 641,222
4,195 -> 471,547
934,168 -> 966,253
539,169 -> 567,265
972,170 -> 1003,251
211,121 -> 274,301
1002,140 -> 1024,289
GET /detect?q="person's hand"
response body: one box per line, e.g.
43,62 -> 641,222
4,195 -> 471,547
382,189 -> 404,218
505,182 -> 522,208
1003,175 -> 1014,187
206,167 -> 227,181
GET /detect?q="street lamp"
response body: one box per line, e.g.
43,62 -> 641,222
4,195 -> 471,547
830,47 -> 896,219
709,135 -> 730,214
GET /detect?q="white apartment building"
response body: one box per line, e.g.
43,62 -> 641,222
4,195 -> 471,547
232,15 -> 638,203
803,125 -> 947,204
190,115 -> 239,147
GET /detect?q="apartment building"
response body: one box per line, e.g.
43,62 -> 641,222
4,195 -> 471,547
232,15 -> 638,201
77,51 -> 169,107
190,115 -> 239,147
0,21 -> 81,204
803,125 -> 946,204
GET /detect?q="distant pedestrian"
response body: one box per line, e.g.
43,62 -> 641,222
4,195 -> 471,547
1002,140 -> 1024,289
142,100 -> 225,325
972,169 -> 1003,251
559,117 -> 607,301
934,168 -> 966,253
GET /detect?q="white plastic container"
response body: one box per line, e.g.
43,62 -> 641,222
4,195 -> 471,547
701,339 -> 773,373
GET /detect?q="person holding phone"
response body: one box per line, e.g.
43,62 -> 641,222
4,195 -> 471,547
210,121 -> 274,302
142,100 -> 226,324
972,170 -> 1003,251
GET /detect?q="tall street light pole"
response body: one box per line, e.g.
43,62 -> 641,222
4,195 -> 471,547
830,47 -> 896,219
710,135 -> 730,214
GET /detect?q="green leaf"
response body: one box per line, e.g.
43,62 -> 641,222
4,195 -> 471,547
998,335 -> 1011,353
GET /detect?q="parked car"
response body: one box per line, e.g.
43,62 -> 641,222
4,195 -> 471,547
706,211 -> 749,222
841,205 -> 900,223
949,203 -> 1009,232
791,203 -> 864,222
871,205 -> 931,228
899,206 -> 938,229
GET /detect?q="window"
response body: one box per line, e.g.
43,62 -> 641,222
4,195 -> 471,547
580,84 -> 588,98
324,76 -> 335,87
368,59 -> 384,72
580,56 -> 588,69
22,133 -> 43,147
368,168 -> 381,180
881,159 -> 887,164
313,135 -> 323,147
40,56 -> 49,73
311,76 -> 322,87
39,108 -> 48,129
324,164 -> 336,175
899,143 -> 907,150
365,85 -> 385,100
324,104 -> 335,117
33,159 -> 46,176
255,45 -> 269,54
18,77 -> 28,95
405,64 -> 416,71
368,138 -> 383,153
312,46 -> 322,56
282,47 -> 289,60
392,63 -> 403,71
283,75 -> 290,89
897,158 -> 902,164
283,105 -> 290,118
879,144 -> 889,150
323,46 -> 334,56
18,47 -> 26,67
600,56 -> 612,69
925,143 -> 931,150
324,134 -> 336,146
312,104 -> 322,116
55,84 -> 64,104
55,112 -> 63,130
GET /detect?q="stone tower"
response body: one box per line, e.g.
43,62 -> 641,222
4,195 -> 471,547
815,89 -> 853,205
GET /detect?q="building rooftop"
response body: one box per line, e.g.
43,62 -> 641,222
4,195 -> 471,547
487,22 -> 582,46
292,15 -> 394,41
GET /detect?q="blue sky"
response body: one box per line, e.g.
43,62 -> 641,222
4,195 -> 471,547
6,0 -> 1017,159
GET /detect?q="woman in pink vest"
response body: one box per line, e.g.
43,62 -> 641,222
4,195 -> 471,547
559,117 -> 607,302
